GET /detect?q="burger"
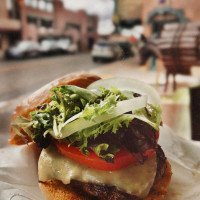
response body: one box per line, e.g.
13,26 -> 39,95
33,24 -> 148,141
9,72 -> 172,200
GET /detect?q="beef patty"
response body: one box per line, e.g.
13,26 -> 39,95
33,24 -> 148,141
69,145 -> 167,200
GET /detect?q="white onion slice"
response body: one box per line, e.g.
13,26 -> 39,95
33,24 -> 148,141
87,78 -> 160,106
51,95 -> 147,139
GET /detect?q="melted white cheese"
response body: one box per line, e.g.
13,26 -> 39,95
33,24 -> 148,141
38,145 -> 157,198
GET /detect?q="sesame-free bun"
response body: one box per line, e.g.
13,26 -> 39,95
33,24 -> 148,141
39,160 -> 172,200
9,72 -> 101,145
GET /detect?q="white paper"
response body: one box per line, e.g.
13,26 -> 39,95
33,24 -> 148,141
159,126 -> 200,200
0,143 -> 45,200
0,125 -> 200,200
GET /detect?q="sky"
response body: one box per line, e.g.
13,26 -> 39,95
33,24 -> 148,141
63,0 -> 115,35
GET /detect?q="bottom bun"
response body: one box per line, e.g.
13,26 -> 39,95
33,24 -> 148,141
39,160 -> 172,200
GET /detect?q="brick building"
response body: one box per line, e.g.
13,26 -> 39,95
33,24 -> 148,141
0,0 -> 98,58
142,0 -> 200,37
0,0 -> 21,58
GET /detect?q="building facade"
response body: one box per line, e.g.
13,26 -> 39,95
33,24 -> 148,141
142,0 -> 200,37
117,0 -> 143,21
53,1 -> 98,51
0,0 -> 98,58
0,0 -> 21,58
113,0 -> 142,31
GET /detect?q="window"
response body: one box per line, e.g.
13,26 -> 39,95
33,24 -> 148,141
24,0 -> 37,8
6,0 -> 12,10
46,2 -> 54,12
27,16 -> 37,25
24,0 -> 32,6
38,0 -> 46,10
41,19 -> 53,28
88,27 -> 94,32
66,23 -> 80,31
31,0 -> 38,8
24,0 -> 54,12
8,1 -> 20,19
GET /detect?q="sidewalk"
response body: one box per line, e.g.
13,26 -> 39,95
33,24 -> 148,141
90,57 -> 163,85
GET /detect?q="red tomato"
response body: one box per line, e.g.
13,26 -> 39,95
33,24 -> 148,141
55,139 -> 156,171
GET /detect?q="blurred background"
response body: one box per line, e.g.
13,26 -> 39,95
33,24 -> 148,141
0,0 -> 200,143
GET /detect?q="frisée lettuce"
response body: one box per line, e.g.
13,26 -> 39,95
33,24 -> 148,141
11,85 -> 162,163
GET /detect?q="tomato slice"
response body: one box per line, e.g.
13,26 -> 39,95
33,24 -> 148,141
55,141 -> 156,171
55,132 -> 159,171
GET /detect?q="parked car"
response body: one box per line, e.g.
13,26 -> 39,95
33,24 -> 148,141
5,40 -> 40,59
56,38 -> 70,53
40,39 -> 58,55
56,38 -> 78,54
91,41 -> 123,62
67,43 -> 78,54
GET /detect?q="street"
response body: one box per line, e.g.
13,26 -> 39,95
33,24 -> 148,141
0,53 -> 103,136
0,53 -> 102,101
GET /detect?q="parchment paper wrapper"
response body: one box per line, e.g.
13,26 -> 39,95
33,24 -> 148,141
0,125 -> 200,200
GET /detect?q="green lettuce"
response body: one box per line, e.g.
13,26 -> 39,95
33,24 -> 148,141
133,104 -> 162,130
65,114 -> 135,161
11,85 -> 162,163
81,94 -> 118,121
91,143 -> 120,163
11,85 -> 97,147
11,116 -> 33,139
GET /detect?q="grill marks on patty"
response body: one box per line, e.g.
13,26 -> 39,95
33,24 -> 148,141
71,180 -> 138,200
69,146 -> 167,200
